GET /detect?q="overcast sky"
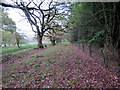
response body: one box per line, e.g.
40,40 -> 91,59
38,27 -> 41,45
7,7 -> 37,43
8,8 -> 35,37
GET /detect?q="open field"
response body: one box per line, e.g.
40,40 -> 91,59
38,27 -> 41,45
1,43 -> 53,55
1,44 -> 38,55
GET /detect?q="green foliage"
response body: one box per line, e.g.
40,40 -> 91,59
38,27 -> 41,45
1,8 -> 25,47
1,30 -> 25,48
2,8 -> 16,32
1,30 -> 16,46
67,2 -> 120,49
88,30 -> 105,43
66,2 -> 120,67
76,40 -> 88,44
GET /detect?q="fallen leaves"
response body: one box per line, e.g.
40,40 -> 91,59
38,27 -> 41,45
2,44 -> 120,88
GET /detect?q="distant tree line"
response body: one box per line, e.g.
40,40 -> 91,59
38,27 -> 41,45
0,8 -> 24,48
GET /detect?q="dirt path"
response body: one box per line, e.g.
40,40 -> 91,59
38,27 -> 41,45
2,48 -> 44,67
2,44 -> 120,88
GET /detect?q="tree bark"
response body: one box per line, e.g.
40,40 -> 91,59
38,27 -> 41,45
89,42 -> 92,57
4,44 -> 6,47
37,34 -> 44,48
82,44 -> 85,52
50,37 -> 56,46
15,33 -> 21,49
4,44 -> 7,47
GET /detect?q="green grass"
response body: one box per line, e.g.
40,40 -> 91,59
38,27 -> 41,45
1,44 -> 37,55
1,42 -> 54,55
111,62 -> 120,67
60,41 -> 70,45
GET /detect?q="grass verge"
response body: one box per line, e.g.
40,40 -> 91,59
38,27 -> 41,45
1,44 -> 38,55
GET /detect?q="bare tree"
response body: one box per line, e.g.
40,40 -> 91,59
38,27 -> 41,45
0,0 -> 68,48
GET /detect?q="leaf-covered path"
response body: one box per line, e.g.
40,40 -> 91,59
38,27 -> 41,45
2,48 -> 44,67
2,44 -> 119,88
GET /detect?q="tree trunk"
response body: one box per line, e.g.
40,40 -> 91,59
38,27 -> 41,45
37,34 -> 44,48
118,49 -> 120,62
4,44 -> 6,47
15,33 -> 21,49
101,49 -> 109,68
89,42 -> 92,57
117,42 -> 120,62
50,37 -> 56,46
82,44 -> 85,52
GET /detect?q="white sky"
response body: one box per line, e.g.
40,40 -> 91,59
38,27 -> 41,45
8,8 -> 35,37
